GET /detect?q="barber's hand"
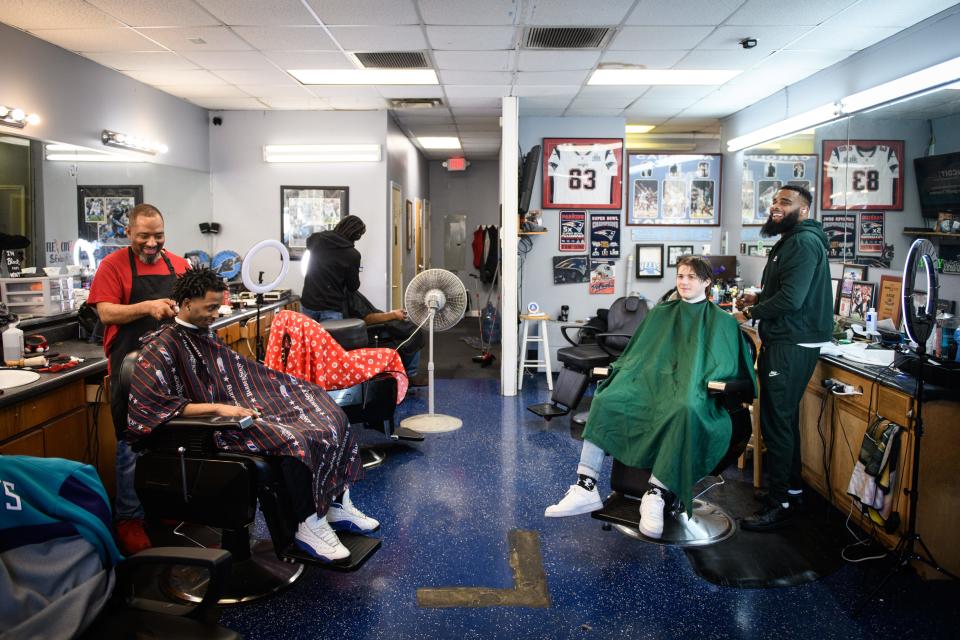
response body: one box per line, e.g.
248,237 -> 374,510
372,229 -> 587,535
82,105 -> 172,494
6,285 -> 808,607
143,298 -> 178,320
735,292 -> 757,310
732,311 -> 749,324
213,404 -> 257,418
391,309 -> 408,321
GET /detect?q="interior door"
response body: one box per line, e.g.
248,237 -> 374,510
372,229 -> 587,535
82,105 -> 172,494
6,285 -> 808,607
415,198 -> 424,274
390,182 -> 403,308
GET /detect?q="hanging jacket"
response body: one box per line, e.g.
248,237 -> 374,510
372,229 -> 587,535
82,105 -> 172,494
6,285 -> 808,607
480,225 -> 499,284
472,226 -> 485,270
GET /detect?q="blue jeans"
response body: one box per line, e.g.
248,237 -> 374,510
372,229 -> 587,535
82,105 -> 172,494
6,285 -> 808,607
577,439 -> 606,478
403,351 -> 420,377
115,440 -> 144,520
301,306 -> 343,322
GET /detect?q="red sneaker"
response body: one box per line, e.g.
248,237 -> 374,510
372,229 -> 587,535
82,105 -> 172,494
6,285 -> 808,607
115,519 -> 152,555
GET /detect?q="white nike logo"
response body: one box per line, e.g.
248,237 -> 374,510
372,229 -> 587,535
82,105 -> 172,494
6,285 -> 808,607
768,371 -> 780,377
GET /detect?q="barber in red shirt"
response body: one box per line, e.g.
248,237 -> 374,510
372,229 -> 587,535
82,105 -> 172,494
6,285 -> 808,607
87,204 -> 190,553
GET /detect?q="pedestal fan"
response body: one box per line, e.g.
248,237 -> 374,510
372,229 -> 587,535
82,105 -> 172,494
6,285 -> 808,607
401,269 -> 467,433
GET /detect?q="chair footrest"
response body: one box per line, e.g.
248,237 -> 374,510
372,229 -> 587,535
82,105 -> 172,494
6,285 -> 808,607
527,403 -> 569,419
592,492 -> 641,528
391,426 -> 425,441
281,531 -> 381,572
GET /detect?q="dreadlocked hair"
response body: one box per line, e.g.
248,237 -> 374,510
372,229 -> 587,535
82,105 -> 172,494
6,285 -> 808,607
172,266 -> 227,305
334,215 -> 366,242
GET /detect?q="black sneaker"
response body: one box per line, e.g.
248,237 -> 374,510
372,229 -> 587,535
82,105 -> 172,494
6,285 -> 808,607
754,488 -> 804,508
741,497 -> 795,532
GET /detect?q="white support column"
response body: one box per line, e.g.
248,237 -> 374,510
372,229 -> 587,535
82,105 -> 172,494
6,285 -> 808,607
500,96 -> 519,396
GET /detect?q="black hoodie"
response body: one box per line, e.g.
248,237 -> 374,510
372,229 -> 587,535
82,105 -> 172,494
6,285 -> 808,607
301,230 -> 361,313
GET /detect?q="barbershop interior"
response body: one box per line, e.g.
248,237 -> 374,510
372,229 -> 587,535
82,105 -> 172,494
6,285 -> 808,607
4,1 -> 960,638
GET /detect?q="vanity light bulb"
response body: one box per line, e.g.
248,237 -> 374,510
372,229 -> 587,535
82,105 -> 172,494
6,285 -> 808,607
0,106 -> 8,117
11,108 -> 25,122
157,143 -> 168,154
114,133 -> 126,143
25,113 -> 40,125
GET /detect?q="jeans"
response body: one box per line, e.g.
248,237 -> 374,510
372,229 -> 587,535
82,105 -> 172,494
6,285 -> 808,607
301,306 -> 343,322
114,440 -> 144,520
402,351 -> 421,377
577,439 -> 606,478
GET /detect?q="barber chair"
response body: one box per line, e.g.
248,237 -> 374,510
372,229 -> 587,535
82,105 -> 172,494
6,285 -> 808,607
317,318 -> 424,468
527,296 -> 648,425
125,352 -> 381,606
591,341 -> 758,547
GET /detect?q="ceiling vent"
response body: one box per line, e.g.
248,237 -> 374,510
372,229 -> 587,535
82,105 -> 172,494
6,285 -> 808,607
389,98 -> 444,109
523,27 -> 613,49
355,51 -> 430,69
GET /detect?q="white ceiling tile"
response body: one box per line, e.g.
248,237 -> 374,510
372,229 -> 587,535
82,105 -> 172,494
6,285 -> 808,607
395,114 -> 455,125
447,97 -> 503,109
426,26 -> 518,50
610,26 -> 714,50
829,0 -> 959,28
408,124 -> 459,135
137,27 -> 254,51
762,49 -> 854,71
376,85 -> 446,99
565,108 -> 625,117
516,70 -> 590,85
785,26 -> 900,51
433,50 -> 514,71
262,50 -> 355,69
624,97 -> 701,116
419,0 -> 519,26
194,0 -> 316,26
440,71 -> 514,85
329,26 -> 427,51
183,51 -> 279,69
157,84 -> 251,98
577,85 -> 650,99
82,51 -> 199,71
28,28 -> 165,52
725,0 -> 856,26
529,0 -> 635,26
569,96 -> 636,110
513,85 -> 580,97
675,102 -> 740,118
232,26 -> 337,50
643,85 -> 727,99
236,84 -> 314,98
0,0 -> 121,29
213,68 -> 298,85
87,0 -> 220,27
674,49 -> 771,70
625,0 -> 743,26
307,86 -> 383,99
518,106 -> 568,116
655,118 -> 720,130
192,97 -> 269,109
258,97 -> 332,109
454,116 -> 501,129
124,68 -> 229,85
325,97 -> 386,110
600,50 -> 689,68
695,26 -> 810,53
304,0 -> 419,25
518,50 -> 600,71
448,107 -> 503,117
444,86 -> 511,98
519,96 -> 575,110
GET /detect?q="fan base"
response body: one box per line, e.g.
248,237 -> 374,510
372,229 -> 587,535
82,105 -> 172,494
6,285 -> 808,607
401,413 -> 463,433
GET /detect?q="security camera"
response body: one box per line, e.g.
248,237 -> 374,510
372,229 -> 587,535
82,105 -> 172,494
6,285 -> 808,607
212,116 -> 223,126
740,38 -> 758,49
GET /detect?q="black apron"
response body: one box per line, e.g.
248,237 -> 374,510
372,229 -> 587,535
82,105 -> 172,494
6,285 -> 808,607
109,249 -> 178,439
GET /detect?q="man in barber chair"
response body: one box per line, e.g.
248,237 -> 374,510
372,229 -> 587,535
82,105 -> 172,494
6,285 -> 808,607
545,255 -> 756,539
345,289 -> 425,384
126,267 -> 379,562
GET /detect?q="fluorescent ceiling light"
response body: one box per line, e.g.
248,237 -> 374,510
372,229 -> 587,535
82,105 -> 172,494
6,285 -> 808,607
727,103 -> 841,152
589,69 -> 740,85
840,55 -> 960,113
418,136 -> 461,150
263,144 -> 382,163
288,69 -> 438,85
45,143 -> 146,162
947,81 -> 960,90
625,124 -> 656,134
626,142 -> 697,152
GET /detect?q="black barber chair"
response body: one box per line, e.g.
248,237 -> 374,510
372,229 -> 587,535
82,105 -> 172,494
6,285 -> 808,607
528,295 -> 648,425
124,352 -> 381,606
591,341 -> 757,547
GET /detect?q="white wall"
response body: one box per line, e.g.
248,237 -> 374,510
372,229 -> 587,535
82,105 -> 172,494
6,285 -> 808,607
209,110 -> 390,307
0,24 -> 208,172
386,117 -> 429,299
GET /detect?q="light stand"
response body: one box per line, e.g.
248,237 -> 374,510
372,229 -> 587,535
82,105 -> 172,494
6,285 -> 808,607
254,271 -> 265,362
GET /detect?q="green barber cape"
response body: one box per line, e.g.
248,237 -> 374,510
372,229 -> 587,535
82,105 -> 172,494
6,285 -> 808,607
582,299 -> 757,513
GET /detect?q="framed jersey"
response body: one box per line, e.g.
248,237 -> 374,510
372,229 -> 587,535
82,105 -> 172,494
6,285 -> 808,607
543,138 -> 623,209
822,140 -> 904,211
626,153 -> 722,225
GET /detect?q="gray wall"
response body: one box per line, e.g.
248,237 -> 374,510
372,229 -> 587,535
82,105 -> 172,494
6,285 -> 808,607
386,117 -> 430,300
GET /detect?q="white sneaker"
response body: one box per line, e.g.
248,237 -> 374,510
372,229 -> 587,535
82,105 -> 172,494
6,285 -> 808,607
639,488 -> 666,539
544,484 -> 603,517
295,515 -> 350,561
327,489 -> 380,533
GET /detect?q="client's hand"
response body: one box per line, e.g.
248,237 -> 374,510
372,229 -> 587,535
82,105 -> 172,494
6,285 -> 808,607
735,292 -> 757,310
391,309 -> 408,321
213,404 -> 257,418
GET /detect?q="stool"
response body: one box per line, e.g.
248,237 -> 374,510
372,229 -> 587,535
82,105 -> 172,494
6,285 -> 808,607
517,314 -> 553,392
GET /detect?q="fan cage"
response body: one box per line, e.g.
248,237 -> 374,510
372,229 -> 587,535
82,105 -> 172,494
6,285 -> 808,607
405,269 -> 468,331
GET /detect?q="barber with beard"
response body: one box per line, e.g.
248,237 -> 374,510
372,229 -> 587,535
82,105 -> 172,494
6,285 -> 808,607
733,185 -> 833,531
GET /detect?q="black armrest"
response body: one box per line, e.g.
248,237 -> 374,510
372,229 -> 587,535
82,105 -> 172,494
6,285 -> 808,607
132,416 -> 247,455
560,324 -> 597,347
595,333 -> 631,358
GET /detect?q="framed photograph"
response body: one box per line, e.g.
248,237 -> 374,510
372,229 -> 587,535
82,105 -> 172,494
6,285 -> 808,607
841,262 -> 868,281
77,185 -> 142,253
822,213 -> 858,260
877,274 -> 903,327
281,186 -> 348,260
822,139 -> 904,211
589,213 -> 620,258
627,153 -> 722,225
553,255 -> 589,284
405,199 -> 413,251
941,244 -> 960,275
543,138 -> 623,209
635,244 -> 664,278
746,245 -> 770,257
741,154 -> 818,225
589,259 -> 616,294
559,211 -> 586,251
849,281 -> 876,321
667,244 -> 694,267
936,211 -> 960,234
831,277 -> 841,314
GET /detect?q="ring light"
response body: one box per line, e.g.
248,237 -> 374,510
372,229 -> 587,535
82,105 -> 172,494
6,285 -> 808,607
901,238 -> 939,347
242,239 -> 289,294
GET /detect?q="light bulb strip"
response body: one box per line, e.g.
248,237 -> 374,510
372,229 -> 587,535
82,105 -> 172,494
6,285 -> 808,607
0,104 -> 40,129
101,129 -> 168,155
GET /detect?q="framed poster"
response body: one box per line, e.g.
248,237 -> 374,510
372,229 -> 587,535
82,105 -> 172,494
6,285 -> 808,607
877,274 -> 903,327
667,244 -> 694,267
559,211 -> 586,252
589,213 -> 620,258
858,212 -> 885,254
543,138 -> 623,209
553,255 -> 589,284
849,281 -> 876,321
635,244 -> 664,278
405,200 -> 413,251
589,259 -> 616,294
77,185 -> 142,251
741,154 -> 818,225
831,277 -> 841,314
627,154 -> 722,225
822,139 -> 904,211
822,213 -> 857,260
280,186 -> 348,260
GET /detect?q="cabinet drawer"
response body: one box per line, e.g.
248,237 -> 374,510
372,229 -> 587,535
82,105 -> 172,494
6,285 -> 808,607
217,323 -> 240,345
0,404 -> 21,442
42,408 -> 90,464
817,362 -> 912,425
0,429 -> 44,456
19,380 -> 85,431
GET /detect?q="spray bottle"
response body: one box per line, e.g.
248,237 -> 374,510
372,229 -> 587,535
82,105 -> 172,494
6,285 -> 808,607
3,321 -> 24,364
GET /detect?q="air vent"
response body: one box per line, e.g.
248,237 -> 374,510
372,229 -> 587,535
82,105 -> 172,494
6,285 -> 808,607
523,27 -> 613,49
355,51 -> 430,69
389,98 -> 444,110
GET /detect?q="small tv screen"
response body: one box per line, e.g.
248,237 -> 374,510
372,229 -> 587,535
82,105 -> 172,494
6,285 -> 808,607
519,145 -> 541,215
914,151 -> 960,219
705,255 -> 738,282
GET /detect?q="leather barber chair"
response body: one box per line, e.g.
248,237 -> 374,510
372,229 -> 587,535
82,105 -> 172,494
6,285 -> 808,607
125,352 -> 381,606
528,295 -> 648,425
591,339 -> 758,547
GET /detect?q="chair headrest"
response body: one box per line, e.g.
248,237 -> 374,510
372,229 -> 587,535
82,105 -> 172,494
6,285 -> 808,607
624,296 -> 641,313
119,350 -> 140,399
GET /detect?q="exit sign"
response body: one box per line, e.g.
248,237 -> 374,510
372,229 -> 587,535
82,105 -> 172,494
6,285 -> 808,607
444,157 -> 468,171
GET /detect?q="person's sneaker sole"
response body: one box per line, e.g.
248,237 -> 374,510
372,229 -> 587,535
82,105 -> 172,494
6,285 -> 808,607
328,518 -> 380,534
638,522 -> 663,539
294,538 -> 350,562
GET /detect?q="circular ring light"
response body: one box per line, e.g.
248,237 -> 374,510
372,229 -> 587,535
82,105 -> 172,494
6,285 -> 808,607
901,238 -> 939,347
242,239 -> 290,294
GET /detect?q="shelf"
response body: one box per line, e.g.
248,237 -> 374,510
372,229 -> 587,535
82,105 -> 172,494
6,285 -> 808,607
519,231 -> 547,235
902,228 -> 960,243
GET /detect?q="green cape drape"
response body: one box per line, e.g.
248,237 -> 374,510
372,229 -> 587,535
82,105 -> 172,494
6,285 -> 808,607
582,299 -> 756,513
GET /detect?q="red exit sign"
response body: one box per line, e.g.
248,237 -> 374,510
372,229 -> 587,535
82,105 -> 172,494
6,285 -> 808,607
444,157 -> 469,171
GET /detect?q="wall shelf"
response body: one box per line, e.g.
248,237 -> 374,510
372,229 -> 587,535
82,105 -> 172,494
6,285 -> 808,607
902,228 -> 960,243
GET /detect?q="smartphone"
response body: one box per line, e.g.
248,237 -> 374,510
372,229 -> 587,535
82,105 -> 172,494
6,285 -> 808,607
238,415 -> 254,430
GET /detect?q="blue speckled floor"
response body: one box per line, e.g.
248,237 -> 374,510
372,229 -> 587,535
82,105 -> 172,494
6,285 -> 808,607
220,377 -> 959,639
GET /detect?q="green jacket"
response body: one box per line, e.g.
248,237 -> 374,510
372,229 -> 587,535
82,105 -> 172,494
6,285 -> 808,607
752,219 -> 834,345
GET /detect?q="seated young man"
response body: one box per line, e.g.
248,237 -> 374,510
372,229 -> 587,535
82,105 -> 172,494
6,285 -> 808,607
126,267 -> 377,562
545,255 -> 756,538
